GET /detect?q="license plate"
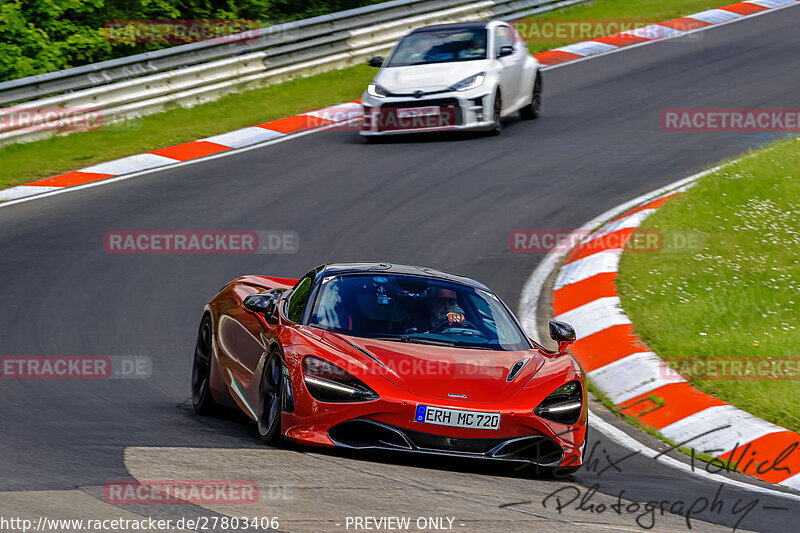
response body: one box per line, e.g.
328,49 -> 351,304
415,405 -> 501,430
396,106 -> 440,118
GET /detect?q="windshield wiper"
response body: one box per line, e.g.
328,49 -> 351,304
408,60 -> 451,65
399,336 -> 455,347
451,343 -> 494,350
366,335 -> 455,347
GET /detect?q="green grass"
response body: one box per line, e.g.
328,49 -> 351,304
0,65 -> 374,189
617,138 -> 800,433
0,0 -> 729,189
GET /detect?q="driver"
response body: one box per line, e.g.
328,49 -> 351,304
429,287 -> 459,326
458,33 -> 486,59
404,287 -> 464,333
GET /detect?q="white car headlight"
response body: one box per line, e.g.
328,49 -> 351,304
451,72 -> 485,92
367,83 -> 390,98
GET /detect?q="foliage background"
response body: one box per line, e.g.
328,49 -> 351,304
0,0 -> 387,82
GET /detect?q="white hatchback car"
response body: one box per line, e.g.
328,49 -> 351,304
360,20 -> 541,138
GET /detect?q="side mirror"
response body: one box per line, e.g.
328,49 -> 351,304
549,320 -> 576,353
368,56 -> 384,68
243,293 -> 278,318
498,45 -> 514,58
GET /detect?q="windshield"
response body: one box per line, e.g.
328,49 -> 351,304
387,29 -> 487,67
307,273 -> 531,351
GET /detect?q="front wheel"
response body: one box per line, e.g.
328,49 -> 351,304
257,350 -> 284,445
520,71 -> 542,120
488,91 -> 503,136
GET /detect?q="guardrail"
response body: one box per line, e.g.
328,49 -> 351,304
0,0 -> 588,146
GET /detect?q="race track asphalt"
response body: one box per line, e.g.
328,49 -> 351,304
1,5 -> 799,531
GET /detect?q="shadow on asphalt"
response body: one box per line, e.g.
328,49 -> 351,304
182,400 -> 574,483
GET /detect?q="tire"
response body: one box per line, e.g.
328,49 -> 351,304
486,89 -> 503,136
257,350 -> 284,445
520,71 -> 542,120
488,91 -> 503,136
192,314 -> 218,415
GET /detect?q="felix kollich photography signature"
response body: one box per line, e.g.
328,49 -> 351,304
500,424 -> 796,531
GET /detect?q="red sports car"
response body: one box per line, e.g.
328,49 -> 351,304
192,263 -> 587,473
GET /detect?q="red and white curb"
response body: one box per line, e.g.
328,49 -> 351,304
535,0 -> 800,67
525,175 -> 800,491
1,0 -> 797,203
0,102 -> 364,202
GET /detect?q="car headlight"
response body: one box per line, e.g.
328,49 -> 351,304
302,355 -> 379,402
534,381 -> 582,424
451,72 -> 485,91
367,83 -> 390,98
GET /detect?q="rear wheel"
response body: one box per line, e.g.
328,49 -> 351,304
520,71 -> 542,120
488,91 -> 503,136
257,350 -> 284,444
192,315 -> 218,415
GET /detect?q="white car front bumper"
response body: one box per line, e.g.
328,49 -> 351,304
359,87 -> 495,136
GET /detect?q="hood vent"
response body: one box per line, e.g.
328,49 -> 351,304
507,359 -> 529,381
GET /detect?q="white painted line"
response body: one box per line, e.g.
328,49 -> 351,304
518,158 -> 800,498
554,296 -> 631,339
588,351 -> 685,404
588,412 -> 800,502
0,117 -> 362,209
581,209 -> 655,244
780,472 -> 800,491
621,24 -> 685,40
520,166 -> 717,343
2,3 -> 795,207
554,41 -> 618,57
541,1 -> 800,72
80,153 -> 178,175
554,249 -> 622,290
659,405 -> 787,456
688,8 -> 744,24
749,0 -> 798,7
0,185 -> 61,201
200,127 -> 285,148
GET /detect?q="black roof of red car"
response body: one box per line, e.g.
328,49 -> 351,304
318,262 -> 489,290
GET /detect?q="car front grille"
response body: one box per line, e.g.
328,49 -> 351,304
328,418 -> 564,466
374,98 -> 463,131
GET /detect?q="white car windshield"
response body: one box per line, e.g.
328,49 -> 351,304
387,29 -> 488,67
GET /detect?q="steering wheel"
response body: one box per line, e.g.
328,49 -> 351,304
430,318 -> 481,335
